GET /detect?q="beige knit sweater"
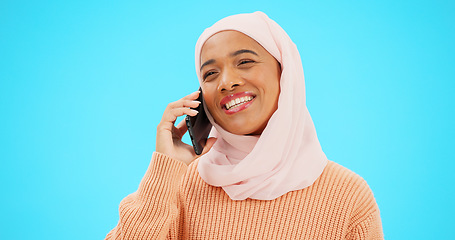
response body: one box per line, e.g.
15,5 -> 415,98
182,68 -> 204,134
106,152 -> 383,239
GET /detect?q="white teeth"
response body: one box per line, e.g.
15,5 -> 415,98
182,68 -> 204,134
225,96 -> 254,110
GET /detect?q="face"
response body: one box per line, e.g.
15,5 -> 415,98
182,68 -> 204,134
200,31 -> 281,135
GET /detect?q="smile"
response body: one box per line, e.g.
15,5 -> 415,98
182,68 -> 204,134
225,96 -> 254,110
220,92 -> 256,115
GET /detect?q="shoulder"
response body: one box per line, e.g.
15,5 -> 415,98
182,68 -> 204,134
323,160 -> 381,221
318,160 -> 373,193
312,160 -> 379,214
320,161 -> 383,237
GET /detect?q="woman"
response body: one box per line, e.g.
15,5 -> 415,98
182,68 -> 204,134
106,12 -> 383,239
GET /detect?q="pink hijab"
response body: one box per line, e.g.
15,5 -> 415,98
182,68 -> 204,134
195,11 -> 328,200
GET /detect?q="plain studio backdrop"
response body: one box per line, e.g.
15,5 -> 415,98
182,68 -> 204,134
1,0 -> 453,239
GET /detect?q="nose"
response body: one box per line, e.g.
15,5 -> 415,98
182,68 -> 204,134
217,68 -> 244,92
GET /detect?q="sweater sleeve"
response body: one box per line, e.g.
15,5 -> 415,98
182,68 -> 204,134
105,152 -> 188,240
347,180 -> 384,240
350,207 -> 383,240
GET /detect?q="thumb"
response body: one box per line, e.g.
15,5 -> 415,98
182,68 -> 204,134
200,137 -> 217,156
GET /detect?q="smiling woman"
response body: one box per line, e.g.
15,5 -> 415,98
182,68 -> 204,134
106,11 -> 383,239
200,30 -> 281,135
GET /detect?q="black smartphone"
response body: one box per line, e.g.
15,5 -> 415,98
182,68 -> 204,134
185,89 -> 212,155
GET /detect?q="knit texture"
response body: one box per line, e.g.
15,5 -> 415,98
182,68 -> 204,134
106,152 -> 383,239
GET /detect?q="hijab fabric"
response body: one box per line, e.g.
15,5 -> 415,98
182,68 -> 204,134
195,11 -> 328,200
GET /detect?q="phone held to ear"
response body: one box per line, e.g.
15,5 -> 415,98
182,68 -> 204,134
185,88 -> 212,155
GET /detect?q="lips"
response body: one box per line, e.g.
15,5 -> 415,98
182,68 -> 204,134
220,92 -> 256,114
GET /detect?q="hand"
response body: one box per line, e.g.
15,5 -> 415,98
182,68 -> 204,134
156,91 -> 217,165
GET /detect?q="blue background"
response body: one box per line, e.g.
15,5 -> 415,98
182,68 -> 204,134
1,0 -> 454,239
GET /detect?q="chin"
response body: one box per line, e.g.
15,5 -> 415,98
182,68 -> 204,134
213,112 -> 267,135
223,123 -> 264,135
229,129 -> 254,135
227,129 -> 256,135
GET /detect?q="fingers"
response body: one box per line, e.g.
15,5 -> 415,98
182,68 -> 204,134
159,91 -> 202,127
174,119 -> 188,137
156,91 -> 205,164
167,91 -> 201,109
168,99 -> 201,109
200,137 -> 217,156
176,118 -> 188,129
169,107 -> 198,119
183,90 -> 201,101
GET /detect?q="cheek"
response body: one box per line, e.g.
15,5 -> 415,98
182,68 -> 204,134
262,74 -> 280,107
202,86 -> 219,115
255,70 -> 279,95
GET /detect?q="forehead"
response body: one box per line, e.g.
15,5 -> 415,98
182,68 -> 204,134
200,30 -> 266,61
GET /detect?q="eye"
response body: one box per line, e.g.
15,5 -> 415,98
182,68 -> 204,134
238,59 -> 255,66
203,71 -> 217,81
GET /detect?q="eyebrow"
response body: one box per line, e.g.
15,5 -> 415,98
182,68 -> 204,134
200,49 -> 259,71
200,59 -> 215,71
231,49 -> 258,57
